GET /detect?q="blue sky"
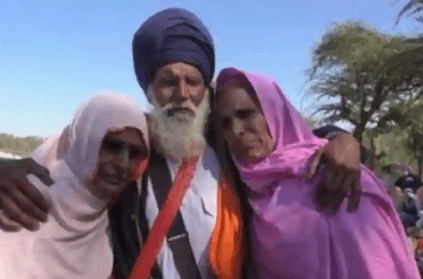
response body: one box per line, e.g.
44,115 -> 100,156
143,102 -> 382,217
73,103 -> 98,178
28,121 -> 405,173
0,0 -> 421,137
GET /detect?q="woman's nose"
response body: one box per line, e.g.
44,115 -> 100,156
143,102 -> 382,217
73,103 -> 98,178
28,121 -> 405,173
231,118 -> 245,137
113,148 -> 130,171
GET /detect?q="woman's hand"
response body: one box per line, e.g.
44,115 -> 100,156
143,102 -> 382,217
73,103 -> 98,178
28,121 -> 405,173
0,158 -> 54,231
308,133 -> 361,213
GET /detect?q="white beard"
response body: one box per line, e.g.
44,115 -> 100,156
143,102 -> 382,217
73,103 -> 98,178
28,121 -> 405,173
148,87 -> 210,162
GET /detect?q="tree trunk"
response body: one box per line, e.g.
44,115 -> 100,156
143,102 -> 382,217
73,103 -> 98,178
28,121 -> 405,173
369,136 -> 378,171
353,126 -> 365,144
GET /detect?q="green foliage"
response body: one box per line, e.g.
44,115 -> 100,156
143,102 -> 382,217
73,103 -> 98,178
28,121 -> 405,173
364,131 -> 415,167
384,99 -> 423,176
312,22 -> 388,73
0,133 -> 44,157
308,21 -> 423,142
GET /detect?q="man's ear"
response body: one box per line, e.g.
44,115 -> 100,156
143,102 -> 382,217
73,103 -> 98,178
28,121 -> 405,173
145,83 -> 155,104
146,92 -> 153,103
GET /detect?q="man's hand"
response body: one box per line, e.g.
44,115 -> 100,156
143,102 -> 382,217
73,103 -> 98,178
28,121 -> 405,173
0,209 -> 22,231
308,133 -> 361,213
0,158 -> 54,231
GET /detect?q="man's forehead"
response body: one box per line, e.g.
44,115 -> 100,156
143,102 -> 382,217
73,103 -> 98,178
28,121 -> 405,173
156,62 -> 203,76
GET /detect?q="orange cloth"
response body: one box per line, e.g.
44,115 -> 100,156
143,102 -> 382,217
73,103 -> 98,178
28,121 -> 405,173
417,239 -> 423,251
209,177 -> 244,279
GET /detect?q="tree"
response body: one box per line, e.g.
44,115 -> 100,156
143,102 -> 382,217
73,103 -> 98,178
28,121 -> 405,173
308,21 -> 423,143
0,133 -> 44,157
363,130 -> 416,174
385,99 -> 423,177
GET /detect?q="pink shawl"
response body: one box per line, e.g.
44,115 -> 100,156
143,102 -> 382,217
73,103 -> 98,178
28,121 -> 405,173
216,68 -> 419,279
0,94 -> 149,279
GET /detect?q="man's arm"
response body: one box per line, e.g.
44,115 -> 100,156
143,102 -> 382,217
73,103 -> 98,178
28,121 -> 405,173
309,126 -> 361,213
0,158 -> 54,231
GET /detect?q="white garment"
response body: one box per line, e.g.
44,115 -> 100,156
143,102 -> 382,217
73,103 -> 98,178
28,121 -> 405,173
143,144 -> 219,279
0,94 -> 148,279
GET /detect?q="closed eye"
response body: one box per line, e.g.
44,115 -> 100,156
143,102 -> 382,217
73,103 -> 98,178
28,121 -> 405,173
236,109 -> 256,119
157,75 -> 177,86
102,139 -> 125,154
186,76 -> 203,86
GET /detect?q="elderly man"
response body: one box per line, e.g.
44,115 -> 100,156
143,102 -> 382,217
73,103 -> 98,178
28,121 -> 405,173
0,8 -> 361,279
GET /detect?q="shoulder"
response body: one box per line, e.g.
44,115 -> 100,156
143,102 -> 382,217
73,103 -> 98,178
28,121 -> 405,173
199,144 -> 220,176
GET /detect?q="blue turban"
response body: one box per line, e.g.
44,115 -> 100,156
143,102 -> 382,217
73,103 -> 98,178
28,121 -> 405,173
133,8 -> 215,95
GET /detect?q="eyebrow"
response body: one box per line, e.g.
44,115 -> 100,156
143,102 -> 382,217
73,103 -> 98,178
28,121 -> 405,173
158,69 -> 202,78
219,108 -> 257,119
103,137 -> 145,148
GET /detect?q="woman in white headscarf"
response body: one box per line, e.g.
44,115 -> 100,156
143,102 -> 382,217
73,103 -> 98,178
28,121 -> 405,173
0,94 -> 149,279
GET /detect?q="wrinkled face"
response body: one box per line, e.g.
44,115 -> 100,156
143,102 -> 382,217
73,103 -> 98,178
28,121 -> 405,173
216,78 -> 274,161
151,62 -> 207,121
89,127 -> 149,200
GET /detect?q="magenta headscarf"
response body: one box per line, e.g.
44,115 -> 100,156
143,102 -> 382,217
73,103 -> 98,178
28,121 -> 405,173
216,67 -> 327,194
216,68 -> 419,279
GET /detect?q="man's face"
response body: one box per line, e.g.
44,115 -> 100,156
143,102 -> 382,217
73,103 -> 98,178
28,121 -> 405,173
151,62 -> 207,121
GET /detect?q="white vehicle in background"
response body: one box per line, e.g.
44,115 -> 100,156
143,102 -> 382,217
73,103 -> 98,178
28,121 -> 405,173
0,151 -> 21,159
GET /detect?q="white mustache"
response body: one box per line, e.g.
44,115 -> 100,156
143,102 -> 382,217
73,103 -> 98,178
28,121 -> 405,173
162,103 -> 197,116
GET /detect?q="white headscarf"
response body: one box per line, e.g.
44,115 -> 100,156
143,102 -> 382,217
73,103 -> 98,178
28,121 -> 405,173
0,94 -> 149,279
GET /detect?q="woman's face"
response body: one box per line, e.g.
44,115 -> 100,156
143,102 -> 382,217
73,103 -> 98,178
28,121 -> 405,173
216,79 -> 274,161
89,127 -> 149,200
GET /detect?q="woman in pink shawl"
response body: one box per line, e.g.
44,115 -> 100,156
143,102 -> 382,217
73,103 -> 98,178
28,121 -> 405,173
0,94 -> 150,279
215,68 -> 420,279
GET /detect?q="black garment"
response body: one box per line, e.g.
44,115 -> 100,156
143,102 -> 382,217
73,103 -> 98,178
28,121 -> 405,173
395,174 -> 423,191
110,150 -> 201,279
402,200 -> 419,216
312,124 -> 348,138
109,182 -> 141,278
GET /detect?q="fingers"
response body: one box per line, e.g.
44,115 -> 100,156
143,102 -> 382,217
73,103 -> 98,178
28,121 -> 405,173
0,194 -> 40,231
328,189 -> 347,212
327,170 -> 348,212
0,209 -> 22,232
315,185 -> 346,213
10,185 -> 48,222
18,178 -> 51,214
314,184 -> 330,210
0,158 -> 50,231
307,147 -> 325,179
25,158 -> 54,186
347,171 -> 362,213
317,164 -> 349,212
325,167 -> 339,193
0,210 -> 22,232
317,168 -> 362,213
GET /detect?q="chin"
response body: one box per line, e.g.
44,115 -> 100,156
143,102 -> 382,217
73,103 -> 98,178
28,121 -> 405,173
104,184 -> 125,196
246,151 -> 268,161
94,182 -> 124,200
